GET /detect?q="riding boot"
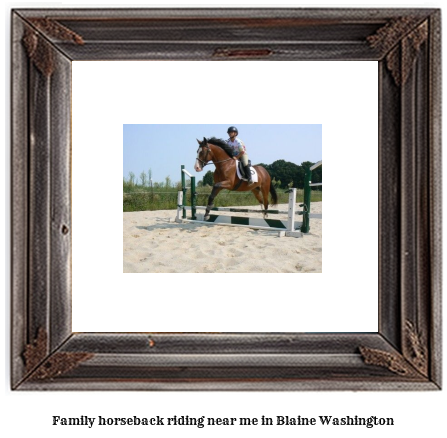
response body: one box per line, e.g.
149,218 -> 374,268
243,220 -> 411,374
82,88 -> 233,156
244,165 -> 253,184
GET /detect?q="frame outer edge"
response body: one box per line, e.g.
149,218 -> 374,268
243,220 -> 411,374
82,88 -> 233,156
10,7 -> 442,391
428,10 -> 442,388
12,7 -> 439,20
11,12 -> 29,388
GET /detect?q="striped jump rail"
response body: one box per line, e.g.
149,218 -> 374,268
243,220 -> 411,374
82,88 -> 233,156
181,205 -> 321,219
176,187 -> 302,238
175,163 -> 321,237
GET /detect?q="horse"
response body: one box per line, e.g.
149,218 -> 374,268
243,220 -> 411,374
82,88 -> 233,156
194,137 -> 278,221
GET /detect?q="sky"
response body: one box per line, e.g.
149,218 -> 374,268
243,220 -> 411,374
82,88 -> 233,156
123,124 -> 322,185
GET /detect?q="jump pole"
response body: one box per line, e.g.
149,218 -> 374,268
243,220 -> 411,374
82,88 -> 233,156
180,165 -> 196,220
301,160 -> 322,233
175,166 -> 302,237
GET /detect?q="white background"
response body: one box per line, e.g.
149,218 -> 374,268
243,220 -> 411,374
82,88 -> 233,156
2,1 -> 445,438
72,60 -> 378,333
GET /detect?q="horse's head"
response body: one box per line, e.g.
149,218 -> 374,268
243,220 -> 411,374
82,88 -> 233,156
194,137 -> 211,172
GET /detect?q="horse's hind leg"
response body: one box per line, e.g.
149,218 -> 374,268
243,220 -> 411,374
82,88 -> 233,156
260,182 -> 270,213
252,187 -> 268,217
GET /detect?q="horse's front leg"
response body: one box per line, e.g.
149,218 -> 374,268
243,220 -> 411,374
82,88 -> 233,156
204,181 -> 231,220
204,184 -> 223,220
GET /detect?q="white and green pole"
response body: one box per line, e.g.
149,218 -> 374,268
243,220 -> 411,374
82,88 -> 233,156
181,165 -> 197,220
301,167 -> 311,233
191,175 -> 196,220
181,165 -> 187,219
301,160 -> 322,233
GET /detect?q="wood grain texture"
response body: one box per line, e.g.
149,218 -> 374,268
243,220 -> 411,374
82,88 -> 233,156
428,10 -> 442,388
11,12 -> 29,388
11,7 -> 441,391
28,54 -> 51,345
378,59 -> 401,350
49,49 -> 73,350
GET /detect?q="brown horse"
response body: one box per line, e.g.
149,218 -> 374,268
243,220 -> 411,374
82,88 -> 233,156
194,137 -> 278,221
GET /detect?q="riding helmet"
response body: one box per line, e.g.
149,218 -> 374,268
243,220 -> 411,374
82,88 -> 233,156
227,126 -> 238,135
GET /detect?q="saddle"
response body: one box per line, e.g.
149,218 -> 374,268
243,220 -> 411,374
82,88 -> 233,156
237,160 -> 255,181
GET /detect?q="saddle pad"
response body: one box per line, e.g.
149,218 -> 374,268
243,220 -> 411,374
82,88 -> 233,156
236,161 -> 258,183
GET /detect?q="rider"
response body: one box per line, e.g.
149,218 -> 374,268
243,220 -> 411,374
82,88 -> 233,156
225,126 -> 253,184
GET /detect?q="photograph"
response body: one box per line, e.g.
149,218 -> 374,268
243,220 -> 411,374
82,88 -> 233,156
123,124 -> 323,273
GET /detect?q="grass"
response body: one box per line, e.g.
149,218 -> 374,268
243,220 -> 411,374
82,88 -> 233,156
123,187 -> 322,212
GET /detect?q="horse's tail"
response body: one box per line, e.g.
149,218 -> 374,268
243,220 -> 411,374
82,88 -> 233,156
269,180 -> 278,206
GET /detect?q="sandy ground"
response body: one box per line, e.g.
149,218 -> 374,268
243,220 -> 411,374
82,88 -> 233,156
123,202 -> 322,273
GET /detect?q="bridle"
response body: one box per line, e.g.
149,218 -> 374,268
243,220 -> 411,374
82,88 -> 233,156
196,143 -> 211,167
197,143 -> 233,167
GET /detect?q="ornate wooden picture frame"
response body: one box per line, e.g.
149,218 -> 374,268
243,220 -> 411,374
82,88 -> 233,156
11,8 -> 441,390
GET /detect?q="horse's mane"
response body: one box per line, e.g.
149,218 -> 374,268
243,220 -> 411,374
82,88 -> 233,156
206,137 -> 233,157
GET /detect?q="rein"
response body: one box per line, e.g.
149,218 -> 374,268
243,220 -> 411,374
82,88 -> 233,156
198,144 -> 233,167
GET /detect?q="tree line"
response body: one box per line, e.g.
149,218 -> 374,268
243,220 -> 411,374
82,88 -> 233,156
124,160 -> 322,191
124,169 -> 178,191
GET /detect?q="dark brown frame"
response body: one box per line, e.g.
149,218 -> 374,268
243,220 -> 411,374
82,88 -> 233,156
11,8 -> 441,390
